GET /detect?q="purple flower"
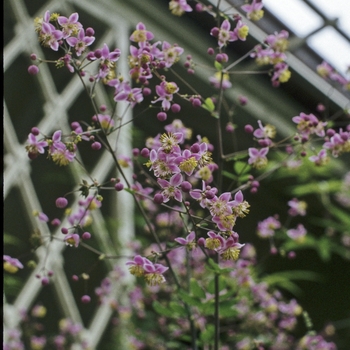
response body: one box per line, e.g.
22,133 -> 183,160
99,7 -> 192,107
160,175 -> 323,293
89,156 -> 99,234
257,216 -> 281,238
169,0 -> 193,16
218,235 -> 245,261
129,22 -> 154,43
241,0 -> 264,21
143,262 -> 169,286
174,231 -> 196,250
152,81 -> 179,111
287,224 -> 307,242
64,233 -> 80,247
161,41 -> 184,67
211,19 -> 236,48
114,83 -> 144,107
287,198 -> 307,216
248,147 -> 269,169
3,255 -> 24,273
126,255 -> 147,277
157,173 -> 183,202
209,72 -> 232,90
39,22 -> 63,51
25,133 -> 48,159
66,28 -> 95,56
57,12 -> 82,39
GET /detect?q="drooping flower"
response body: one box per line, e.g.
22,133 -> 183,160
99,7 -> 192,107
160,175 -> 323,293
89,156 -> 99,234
64,233 -> 80,247
287,224 -> 307,243
209,72 -> 232,90
169,0 -> 192,16
25,133 -> 48,159
126,255 -> 147,277
218,235 -> 245,261
287,198 -> 307,217
174,231 -> 197,250
143,262 -> 169,286
241,0 -> 264,21
3,255 -> 24,273
129,22 -> 154,43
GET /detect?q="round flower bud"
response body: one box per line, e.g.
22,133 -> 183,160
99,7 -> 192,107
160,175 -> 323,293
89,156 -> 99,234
114,183 -> 124,191
100,104 -> 107,112
140,148 -> 150,158
31,127 -> 40,135
82,232 -> 91,240
154,193 -> 164,204
56,197 -> 68,208
207,47 -> 215,55
81,295 -> 91,304
72,275 -> 79,281
157,112 -> 167,121
215,54 -> 224,63
41,277 -> 49,286
85,27 -> 95,36
181,181 -> 192,192
244,124 -> 254,133
270,247 -> 278,255
91,142 -> 102,150
28,65 -> 39,75
132,148 -> 140,157
196,3 -> 203,12
51,218 -> 61,226
61,227 -> 68,235
238,95 -> 248,106
192,98 -> 201,107
143,87 -> 151,96
171,104 -> 181,113
30,53 -> 37,61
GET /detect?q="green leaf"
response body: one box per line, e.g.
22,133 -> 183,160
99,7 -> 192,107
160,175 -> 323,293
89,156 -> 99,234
200,324 -> 215,343
4,233 -> 24,247
219,301 -> 238,317
152,300 -> 174,317
197,300 -> 215,315
207,258 -> 221,274
291,180 -> 342,196
190,278 -> 206,299
262,269 -> 322,295
178,290 -> 202,307
202,98 -> 215,113
214,61 -> 223,71
326,204 -> 350,226
207,275 -> 226,294
169,301 -> 188,317
234,161 -> 250,175
222,170 -> 238,181
317,237 -> 332,261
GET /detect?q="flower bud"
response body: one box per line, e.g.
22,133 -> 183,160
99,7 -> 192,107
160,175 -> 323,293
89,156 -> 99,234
157,112 -> 167,121
56,197 -> 68,208
28,65 -> 39,75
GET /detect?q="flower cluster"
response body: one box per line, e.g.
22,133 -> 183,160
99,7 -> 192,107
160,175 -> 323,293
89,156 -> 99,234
126,255 -> 169,286
6,2 -> 348,349
251,29 -> 291,86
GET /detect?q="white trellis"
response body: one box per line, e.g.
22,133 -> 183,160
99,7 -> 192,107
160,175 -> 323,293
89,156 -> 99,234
4,0 -> 349,349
